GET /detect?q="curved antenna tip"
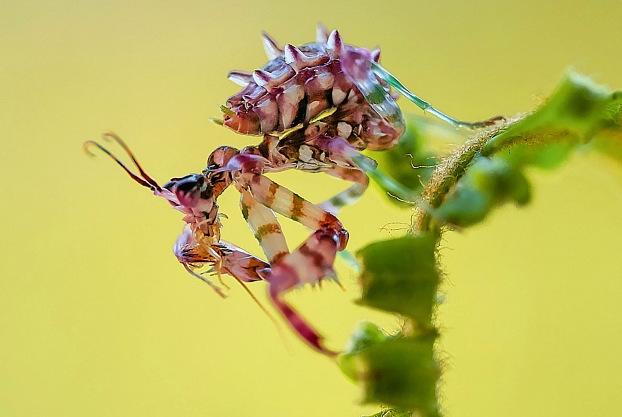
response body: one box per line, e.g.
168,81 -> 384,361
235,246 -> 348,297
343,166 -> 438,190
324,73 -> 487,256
82,140 -> 102,158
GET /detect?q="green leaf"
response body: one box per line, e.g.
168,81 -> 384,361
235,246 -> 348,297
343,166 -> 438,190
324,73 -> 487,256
345,321 -> 390,354
483,72 -> 622,169
591,92 -> 622,162
602,91 -> 622,128
484,72 -> 612,154
339,321 -> 390,381
341,336 -> 440,416
432,72 -> 622,229
356,234 -> 440,327
498,138 -> 580,170
435,157 -> 531,227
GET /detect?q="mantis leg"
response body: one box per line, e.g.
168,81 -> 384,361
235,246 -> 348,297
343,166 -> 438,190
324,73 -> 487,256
173,225 -> 269,295
236,173 -> 347,355
217,241 -> 271,283
370,61 -> 503,128
238,186 -> 289,263
319,166 -> 369,214
309,134 -> 414,201
240,173 -> 348,245
174,225 -> 282,329
311,134 -> 420,201
340,48 -> 502,129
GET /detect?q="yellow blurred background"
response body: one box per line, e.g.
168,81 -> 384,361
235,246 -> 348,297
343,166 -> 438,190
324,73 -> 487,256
2,1 -> 622,416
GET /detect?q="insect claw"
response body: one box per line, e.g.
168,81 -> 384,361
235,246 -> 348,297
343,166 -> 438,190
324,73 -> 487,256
261,31 -> 282,60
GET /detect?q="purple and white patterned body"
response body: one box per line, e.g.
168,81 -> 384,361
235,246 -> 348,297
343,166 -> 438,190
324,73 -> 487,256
223,28 -> 404,152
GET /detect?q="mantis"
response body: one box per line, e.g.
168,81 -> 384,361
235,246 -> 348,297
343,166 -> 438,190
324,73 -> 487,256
86,25 -> 500,355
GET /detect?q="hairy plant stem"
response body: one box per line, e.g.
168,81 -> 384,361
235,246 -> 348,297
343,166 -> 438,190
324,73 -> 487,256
390,115 -> 528,417
410,114 -> 527,235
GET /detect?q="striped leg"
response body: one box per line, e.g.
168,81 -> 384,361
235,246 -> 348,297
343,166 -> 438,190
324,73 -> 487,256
236,173 -> 348,355
319,166 -> 369,214
238,186 -> 289,263
264,226 -> 343,355
341,48 -> 502,129
242,173 -> 348,245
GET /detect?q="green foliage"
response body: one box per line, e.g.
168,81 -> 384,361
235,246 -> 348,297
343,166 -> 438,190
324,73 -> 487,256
435,157 -> 530,227
427,72 -> 621,229
356,234 -> 440,327
580,91 -> 622,162
342,336 -> 440,415
339,234 -> 441,417
482,73 -> 618,165
437,72 -> 621,228
340,72 -> 622,417
339,321 -> 390,381
339,324 -> 439,415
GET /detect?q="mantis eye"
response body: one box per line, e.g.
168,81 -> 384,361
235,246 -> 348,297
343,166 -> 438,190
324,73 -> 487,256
164,174 -> 208,208
175,174 -> 203,191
